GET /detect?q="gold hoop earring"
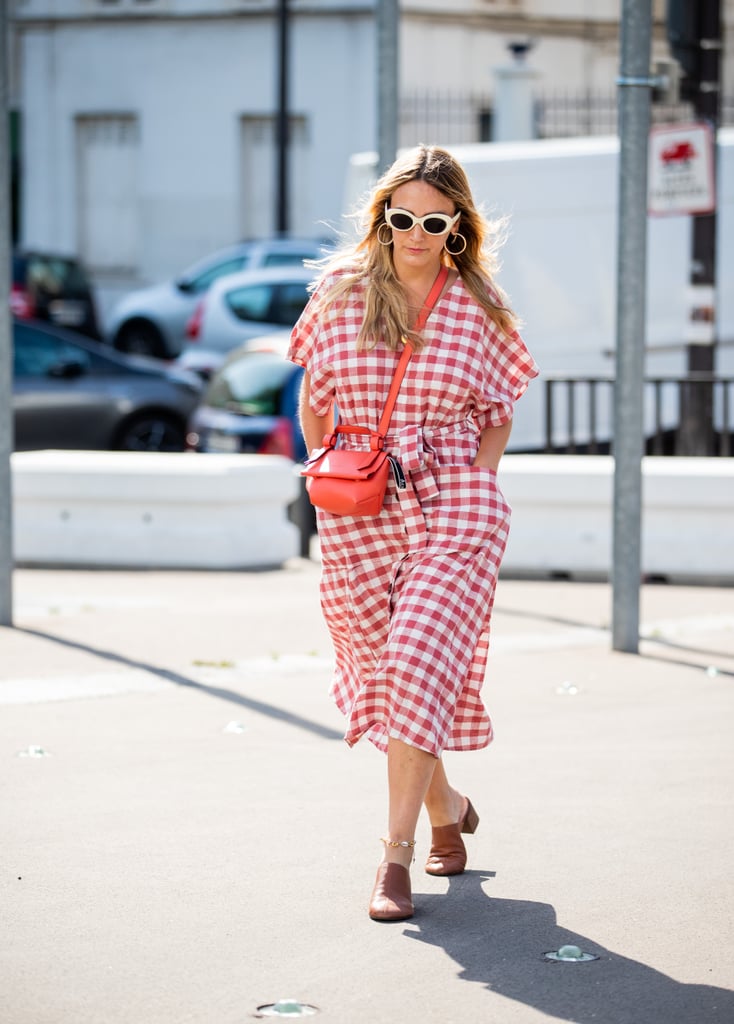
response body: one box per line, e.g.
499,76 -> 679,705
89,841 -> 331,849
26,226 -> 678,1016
445,232 -> 467,256
377,223 -> 393,246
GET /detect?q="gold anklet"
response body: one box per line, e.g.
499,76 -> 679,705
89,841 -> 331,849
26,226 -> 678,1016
380,837 -> 416,849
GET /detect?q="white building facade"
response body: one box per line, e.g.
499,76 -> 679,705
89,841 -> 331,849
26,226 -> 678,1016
10,0 -> 734,288
13,1 -> 378,285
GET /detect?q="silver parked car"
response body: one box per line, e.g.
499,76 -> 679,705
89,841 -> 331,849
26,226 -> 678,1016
105,237 -> 324,359
176,265 -> 314,380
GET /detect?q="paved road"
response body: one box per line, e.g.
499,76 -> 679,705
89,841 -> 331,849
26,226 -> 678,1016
2,562 -> 733,1023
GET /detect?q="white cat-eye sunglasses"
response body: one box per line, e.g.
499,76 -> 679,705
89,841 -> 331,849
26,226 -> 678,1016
384,204 -> 461,236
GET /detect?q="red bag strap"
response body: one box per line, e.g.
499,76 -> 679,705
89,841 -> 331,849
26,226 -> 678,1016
377,264 -> 449,437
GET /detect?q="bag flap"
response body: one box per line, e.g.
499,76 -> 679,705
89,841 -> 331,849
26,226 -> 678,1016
302,446 -> 387,480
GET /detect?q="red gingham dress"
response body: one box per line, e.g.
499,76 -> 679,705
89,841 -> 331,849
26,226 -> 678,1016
288,270 -> 538,758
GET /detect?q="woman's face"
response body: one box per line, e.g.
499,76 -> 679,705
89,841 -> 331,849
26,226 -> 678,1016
386,180 -> 458,274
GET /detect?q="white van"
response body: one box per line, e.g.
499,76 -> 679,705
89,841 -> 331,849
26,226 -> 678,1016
343,131 -> 733,452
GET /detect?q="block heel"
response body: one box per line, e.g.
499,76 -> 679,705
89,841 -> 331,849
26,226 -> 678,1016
425,796 -> 479,877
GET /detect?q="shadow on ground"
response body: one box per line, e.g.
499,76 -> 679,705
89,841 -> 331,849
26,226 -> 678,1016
404,871 -> 733,1024
498,603 -> 734,677
14,626 -> 343,741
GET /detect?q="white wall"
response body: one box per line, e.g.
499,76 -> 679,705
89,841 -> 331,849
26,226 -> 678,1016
499,455 -> 734,583
11,451 -> 300,570
19,12 -> 374,283
11,451 -> 734,582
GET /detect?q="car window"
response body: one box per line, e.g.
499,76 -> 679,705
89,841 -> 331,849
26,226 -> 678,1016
21,255 -> 90,297
13,325 -> 91,376
205,352 -> 293,415
12,255 -> 28,285
225,284 -> 274,323
188,257 -> 248,294
271,283 -> 309,326
262,252 -> 312,268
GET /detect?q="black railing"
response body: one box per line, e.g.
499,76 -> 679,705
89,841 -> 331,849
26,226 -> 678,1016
544,376 -> 733,457
399,90 -> 734,147
533,93 -> 734,139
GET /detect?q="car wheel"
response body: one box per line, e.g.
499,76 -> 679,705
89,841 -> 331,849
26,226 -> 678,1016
113,413 -> 186,452
115,319 -> 167,358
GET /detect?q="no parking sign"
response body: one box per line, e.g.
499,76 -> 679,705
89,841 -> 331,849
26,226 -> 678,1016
648,122 -> 716,216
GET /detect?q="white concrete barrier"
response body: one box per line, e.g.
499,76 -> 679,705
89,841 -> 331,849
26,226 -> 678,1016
12,451 -> 300,569
499,455 -> 734,583
10,451 -> 733,581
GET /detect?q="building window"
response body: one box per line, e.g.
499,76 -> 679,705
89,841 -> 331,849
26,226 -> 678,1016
76,115 -> 140,274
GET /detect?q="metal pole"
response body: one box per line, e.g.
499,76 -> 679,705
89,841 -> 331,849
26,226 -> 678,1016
679,0 -> 721,455
275,0 -> 290,235
376,0 -> 399,174
612,0 -> 654,653
0,0 -> 14,627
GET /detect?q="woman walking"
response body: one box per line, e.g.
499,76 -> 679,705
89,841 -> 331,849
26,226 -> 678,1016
288,145 -> 538,921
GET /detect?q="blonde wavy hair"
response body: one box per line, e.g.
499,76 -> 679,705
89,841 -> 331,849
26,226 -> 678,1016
309,144 -> 518,351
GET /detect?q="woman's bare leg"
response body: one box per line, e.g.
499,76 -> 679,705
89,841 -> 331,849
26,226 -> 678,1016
370,741 -> 473,917
382,737 -> 437,867
423,757 -> 466,827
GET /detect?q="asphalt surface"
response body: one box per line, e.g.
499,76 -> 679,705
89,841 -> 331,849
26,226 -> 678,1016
2,559 -> 733,1024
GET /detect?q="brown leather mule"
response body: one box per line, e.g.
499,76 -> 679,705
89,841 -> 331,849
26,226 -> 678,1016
368,862 -> 414,921
424,797 -> 479,876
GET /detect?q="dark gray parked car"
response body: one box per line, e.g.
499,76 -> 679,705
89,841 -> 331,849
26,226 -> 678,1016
13,320 -> 203,451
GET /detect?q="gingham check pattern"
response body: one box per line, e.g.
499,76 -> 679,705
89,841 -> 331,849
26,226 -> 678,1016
289,272 -> 538,757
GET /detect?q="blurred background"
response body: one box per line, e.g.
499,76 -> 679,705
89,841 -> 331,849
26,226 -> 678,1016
4,0 -> 734,462
5,2 -> 731,312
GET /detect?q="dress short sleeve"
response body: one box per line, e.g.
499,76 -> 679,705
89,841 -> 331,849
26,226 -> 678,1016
471,317 -> 539,432
287,283 -> 319,371
287,274 -> 339,417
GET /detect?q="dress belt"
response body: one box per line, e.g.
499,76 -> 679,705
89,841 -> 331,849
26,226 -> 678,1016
387,423 -> 477,502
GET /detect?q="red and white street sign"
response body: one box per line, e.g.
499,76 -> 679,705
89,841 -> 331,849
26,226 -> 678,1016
648,122 -> 716,216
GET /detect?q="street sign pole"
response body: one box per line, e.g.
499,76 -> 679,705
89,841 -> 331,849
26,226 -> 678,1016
0,0 -> 14,627
680,0 -> 721,455
612,0 -> 654,653
376,0 -> 399,175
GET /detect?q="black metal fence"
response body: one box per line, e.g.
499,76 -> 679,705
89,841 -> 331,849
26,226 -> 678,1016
535,92 -> 734,139
400,91 -> 494,147
544,376 -> 733,457
399,90 -> 734,147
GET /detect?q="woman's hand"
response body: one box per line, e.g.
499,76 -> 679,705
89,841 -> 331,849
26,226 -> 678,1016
299,371 -> 334,457
472,420 -> 513,471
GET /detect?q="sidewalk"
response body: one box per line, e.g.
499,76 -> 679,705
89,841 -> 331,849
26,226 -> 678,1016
2,562 -> 733,1024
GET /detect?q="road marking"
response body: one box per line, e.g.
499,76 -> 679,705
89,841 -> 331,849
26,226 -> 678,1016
0,670 -> 171,705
